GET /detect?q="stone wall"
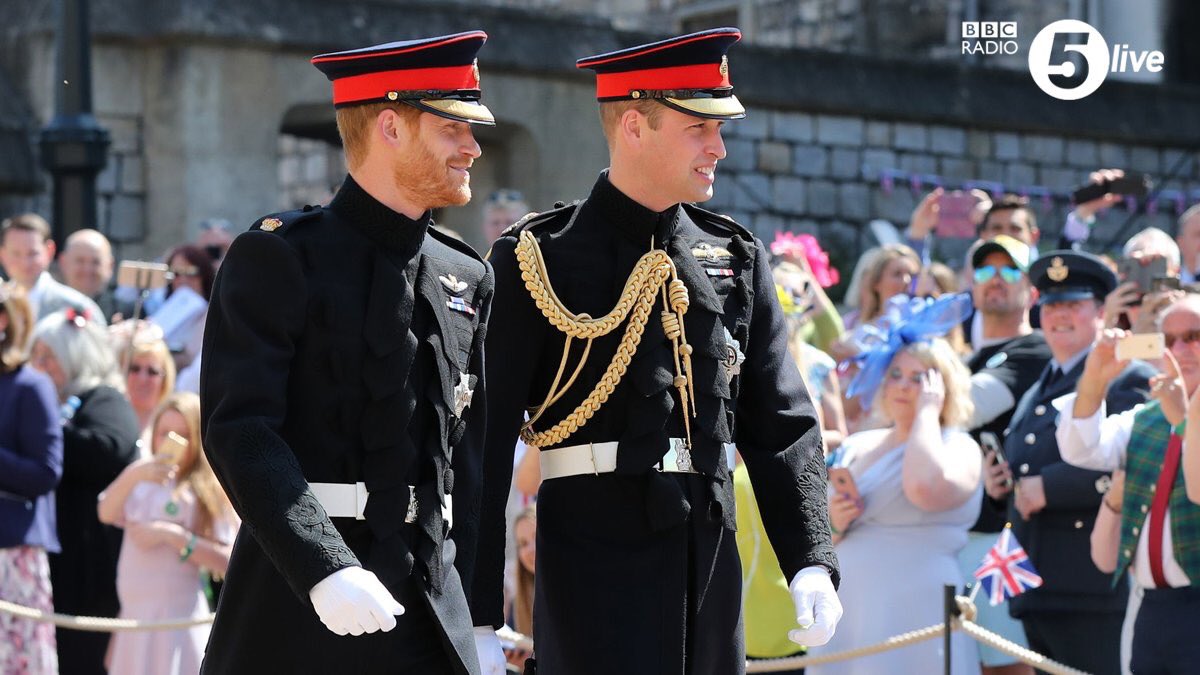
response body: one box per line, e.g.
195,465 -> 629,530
2,0 -> 1198,279
705,110 -> 1200,294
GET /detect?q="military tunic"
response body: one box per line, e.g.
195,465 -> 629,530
200,176 -> 492,674
1003,355 -> 1154,675
474,173 -> 838,674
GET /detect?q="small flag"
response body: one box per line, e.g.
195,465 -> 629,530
973,527 -> 1043,606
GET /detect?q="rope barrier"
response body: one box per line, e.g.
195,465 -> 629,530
0,594 -> 1094,674
0,599 -> 214,632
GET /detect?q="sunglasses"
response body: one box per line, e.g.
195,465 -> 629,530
974,265 -> 1022,285
1165,330 -> 1200,349
487,189 -> 526,205
129,364 -> 164,377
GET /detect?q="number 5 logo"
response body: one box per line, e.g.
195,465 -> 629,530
1028,20 -> 1110,100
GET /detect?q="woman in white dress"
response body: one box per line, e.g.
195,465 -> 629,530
811,294 -> 983,675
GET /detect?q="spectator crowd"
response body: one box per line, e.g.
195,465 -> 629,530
4,163 -> 1200,675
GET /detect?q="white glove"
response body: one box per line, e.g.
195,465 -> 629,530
787,566 -> 842,647
474,625 -> 506,675
308,566 -> 405,636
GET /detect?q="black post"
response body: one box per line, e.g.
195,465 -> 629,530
943,584 -> 956,675
38,0 -> 110,251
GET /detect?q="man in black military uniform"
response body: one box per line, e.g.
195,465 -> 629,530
474,29 -> 841,674
200,32 -> 499,674
995,251 -> 1154,675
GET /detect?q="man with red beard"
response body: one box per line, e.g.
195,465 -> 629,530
475,29 -> 841,674
200,33 -> 498,674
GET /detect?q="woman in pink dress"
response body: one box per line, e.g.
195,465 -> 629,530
98,392 -> 238,674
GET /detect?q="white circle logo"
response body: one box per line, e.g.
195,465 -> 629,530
1027,20 -> 1110,100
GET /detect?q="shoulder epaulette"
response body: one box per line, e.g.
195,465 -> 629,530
498,200 -> 580,239
681,202 -> 753,239
251,204 -> 323,235
427,225 -> 485,264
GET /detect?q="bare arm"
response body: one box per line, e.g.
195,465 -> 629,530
512,444 -> 541,498
97,459 -> 174,526
902,371 -> 982,512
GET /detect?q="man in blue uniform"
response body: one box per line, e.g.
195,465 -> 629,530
993,251 -> 1154,675
474,28 -> 841,674
201,32 -> 498,674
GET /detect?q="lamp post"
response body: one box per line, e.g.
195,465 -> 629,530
38,0 -> 110,250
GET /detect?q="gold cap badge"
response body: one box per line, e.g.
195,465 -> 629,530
261,217 -> 283,232
719,55 -> 729,76
1047,256 -> 1068,282
472,59 -> 480,85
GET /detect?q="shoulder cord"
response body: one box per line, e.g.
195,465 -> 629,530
515,228 -> 696,449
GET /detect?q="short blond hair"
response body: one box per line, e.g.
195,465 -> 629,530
872,338 -> 974,428
335,102 -> 422,169
598,100 -> 664,147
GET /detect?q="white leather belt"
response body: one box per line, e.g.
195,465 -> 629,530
310,482 -> 453,528
539,439 -> 736,481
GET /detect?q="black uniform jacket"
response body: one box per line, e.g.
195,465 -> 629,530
200,176 -> 492,674
474,173 -> 837,674
1004,355 -> 1154,617
967,331 -> 1052,533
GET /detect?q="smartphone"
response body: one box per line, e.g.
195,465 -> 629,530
979,431 -> 1006,465
157,430 -> 188,466
828,467 -> 861,503
935,190 -> 980,238
1153,276 -> 1182,292
1116,333 -> 1165,361
1118,256 -> 1169,295
1071,172 -> 1151,204
117,261 -> 169,290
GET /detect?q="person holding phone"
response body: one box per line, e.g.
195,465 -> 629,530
999,251 -> 1155,675
814,294 -> 982,675
1105,228 -> 1184,334
1057,295 -> 1200,673
957,235 -> 1050,675
98,392 -> 238,675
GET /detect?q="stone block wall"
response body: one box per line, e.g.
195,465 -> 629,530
705,110 -> 1200,294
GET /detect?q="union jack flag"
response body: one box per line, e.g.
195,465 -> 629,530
973,527 -> 1043,606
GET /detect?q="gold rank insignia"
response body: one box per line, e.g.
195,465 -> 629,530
692,242 -> 732,264
1047,256 -> 1068,282
261,218 -> 283,232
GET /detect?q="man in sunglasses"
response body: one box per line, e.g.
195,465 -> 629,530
959,234 -> 1051,673
998,251 -> 1155,675
1056,294 -> 1200,673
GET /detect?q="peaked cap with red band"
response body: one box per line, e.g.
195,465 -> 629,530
576,27 -> 746,120
311,31 -> 495,125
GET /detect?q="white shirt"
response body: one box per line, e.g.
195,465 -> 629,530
1053,393 -> 1191,588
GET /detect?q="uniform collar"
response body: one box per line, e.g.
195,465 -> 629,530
588,171 -> 680,246
329,174 -> 431,255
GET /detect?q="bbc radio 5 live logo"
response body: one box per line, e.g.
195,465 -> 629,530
963,19 -> 1166,101
1028,20 -> 1164,100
